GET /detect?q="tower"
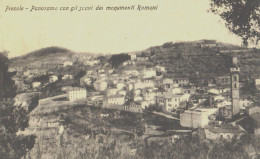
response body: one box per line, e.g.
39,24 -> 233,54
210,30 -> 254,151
230,57 -> 240,117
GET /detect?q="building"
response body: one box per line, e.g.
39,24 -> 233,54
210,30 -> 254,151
49,75 -> 58,83
123,60 -> 136,66
218,105 -> 232,120
173,78 -> 189,86
80,76 -> 92,86
124,102 -> 143,113
63,61 -> 73,67
129,53 -> 137,60
103,94 -> 125,106
200,40 -> 217,48
239,99 -> 253,110
156,93 -> 190,112
142,88 -> 156,105
255,79 -> 260,90
84,59 -> 100,66
68,87 -> 87,101
208,88 -> 220,95
248,112 -> 260,134
32,82 -> 41,89
155,65 -> 166,73
204,124 -> 244,140
216,75 -> 230,86
237,106 -> 260,134
230,57 -> 240,117
62,74 -> 74,80
134,81 -> 154,90
124,70 -> 139,77
180,108 -> 218,128
142,69 -> 156,78
116,82 -> 125,90
106,88 -> 119,96
94,80 -> 107,91
158,78 -> 173,88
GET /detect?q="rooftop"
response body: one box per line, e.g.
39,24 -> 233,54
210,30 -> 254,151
157,93 -> 185,98
208,124 -> 244,134
69,87 -> 86,91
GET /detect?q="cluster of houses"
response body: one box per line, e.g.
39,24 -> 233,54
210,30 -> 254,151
180,57 -> 260,140
12,52 -> 260,140
77,61 -> 194,113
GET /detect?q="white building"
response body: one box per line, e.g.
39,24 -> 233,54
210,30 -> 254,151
107,69 -> 114,74
208,88 -> 220,95
49,75 -> 58,83
180,108 -> 218,128
134,81 -> 155,90
62,74 -> 74,80
142,69 -> 156,78
124,70 -> 139,77
129,53 -> 137,60
63,61 -> 73,67
256,79 -> 260,90
134,96 -> 143,101
119,90 -> 127,96
168,88 -> 182,94
68,87 -> 87,101
94,80 -> 107,91
215,99 -> 231,108
104,94 -> 125,106
142,89 -> 156,105
85,60 -> 100,66
32,82 -> 41,89
98,69 -> 105,73
116,83 -> 125,90
124,101 -> 145,113
156,93 -> 190,112
80,77 -> 92,86
123,61 -> 136,66
155,65 -> 166,73
106,88 -> 119,96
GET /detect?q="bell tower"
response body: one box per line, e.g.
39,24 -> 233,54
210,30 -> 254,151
230,57 -> 240,117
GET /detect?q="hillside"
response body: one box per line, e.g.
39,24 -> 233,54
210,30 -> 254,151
10,47 -> 73,68
10,40 -> 259,81
136,40 -> 258,81
150,41 -> 233,78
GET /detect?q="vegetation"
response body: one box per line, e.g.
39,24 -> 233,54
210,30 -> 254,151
0,53 -> 16,98
0,53 -> 36,159
210,0 -> 260,46
148,42 -> 232,81
136,134 -> 260,159
109,54 -> 130,68
15,47 -> 71,59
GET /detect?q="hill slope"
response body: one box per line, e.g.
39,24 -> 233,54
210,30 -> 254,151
10,47 -> 73,68
150,41 -> 233,78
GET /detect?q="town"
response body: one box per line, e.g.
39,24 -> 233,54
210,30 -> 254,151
2,40 -> 260,158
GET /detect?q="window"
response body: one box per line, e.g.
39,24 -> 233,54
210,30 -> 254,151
234,83 -> 237,88
233,76 -> 237,82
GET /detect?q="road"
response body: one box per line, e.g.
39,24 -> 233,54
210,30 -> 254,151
152,111 -> 180,120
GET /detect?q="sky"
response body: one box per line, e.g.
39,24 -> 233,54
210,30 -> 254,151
0,0 -> 245,57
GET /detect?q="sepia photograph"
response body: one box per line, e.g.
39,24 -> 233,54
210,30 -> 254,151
0,0 -> 260,158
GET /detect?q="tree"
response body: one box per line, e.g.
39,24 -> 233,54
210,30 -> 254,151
209,0 -> 260,47
0,53 -> 16,98
0,53 -> 36,158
